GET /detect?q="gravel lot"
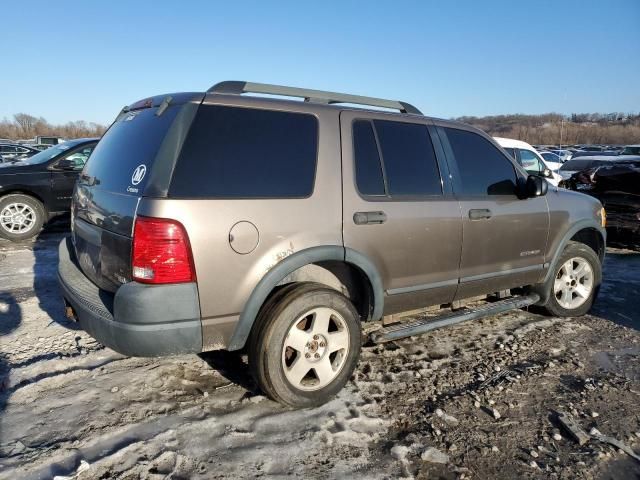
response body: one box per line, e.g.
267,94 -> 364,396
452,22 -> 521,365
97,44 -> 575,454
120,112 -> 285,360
1,222 -> 640,479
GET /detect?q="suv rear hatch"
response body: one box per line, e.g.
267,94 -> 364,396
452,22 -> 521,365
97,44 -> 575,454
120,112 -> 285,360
72,92 -> 204,292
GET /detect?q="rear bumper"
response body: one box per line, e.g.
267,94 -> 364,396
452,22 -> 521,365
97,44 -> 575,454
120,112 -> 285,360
57,237 -> 203,357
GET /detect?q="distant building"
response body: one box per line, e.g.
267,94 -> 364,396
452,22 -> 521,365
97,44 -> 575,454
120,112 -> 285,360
36,135 -> 65,145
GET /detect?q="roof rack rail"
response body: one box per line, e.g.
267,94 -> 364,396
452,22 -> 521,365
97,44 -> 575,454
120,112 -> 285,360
207,81 -> 422,115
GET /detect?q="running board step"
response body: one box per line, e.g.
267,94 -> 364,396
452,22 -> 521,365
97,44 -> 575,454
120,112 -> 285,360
370,294 -> 540,344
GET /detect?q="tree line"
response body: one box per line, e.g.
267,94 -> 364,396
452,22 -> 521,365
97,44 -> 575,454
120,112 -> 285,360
0,113 -> 107,141
1,111 -> 638,146
456,112 -> 640,145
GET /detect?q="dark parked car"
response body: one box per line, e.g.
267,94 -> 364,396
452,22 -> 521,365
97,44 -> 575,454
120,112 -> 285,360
565,159 -> 640,249
0,143 -> 40,162
0,138 -> 98,241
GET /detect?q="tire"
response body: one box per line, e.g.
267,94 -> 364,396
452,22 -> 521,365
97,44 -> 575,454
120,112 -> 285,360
540,241 -> 602,317
0,194 -> 45,241
249,283 -> 362,408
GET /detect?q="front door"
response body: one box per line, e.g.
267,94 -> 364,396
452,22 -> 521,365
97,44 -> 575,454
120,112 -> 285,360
341,111 -> 462,315
437,125 -> 549,299
50,144 -> 95,211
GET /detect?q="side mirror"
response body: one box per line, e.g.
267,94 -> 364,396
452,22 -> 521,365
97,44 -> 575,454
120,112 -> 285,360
525,174 -> 548,197
56,159 -> 76,170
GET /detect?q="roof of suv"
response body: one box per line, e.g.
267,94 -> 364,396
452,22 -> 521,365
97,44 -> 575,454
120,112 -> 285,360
172,80 -> 490,137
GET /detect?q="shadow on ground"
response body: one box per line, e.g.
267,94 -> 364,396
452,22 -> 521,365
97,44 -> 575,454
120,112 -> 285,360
0,293 -> 21,439
32,217 -> 81,331
591,250 -> 640,331
198,350 -> 257,394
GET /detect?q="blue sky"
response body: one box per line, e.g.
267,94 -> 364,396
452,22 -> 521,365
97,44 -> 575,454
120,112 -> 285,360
1,0 -> 638,125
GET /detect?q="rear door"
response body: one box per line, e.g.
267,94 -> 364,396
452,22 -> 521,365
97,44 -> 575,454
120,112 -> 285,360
341,110 -> 462,315
49,143 -> 96,211
437,125 -> 549,299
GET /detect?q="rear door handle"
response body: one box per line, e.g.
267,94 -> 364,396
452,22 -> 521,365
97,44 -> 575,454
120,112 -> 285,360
469,208 -> 492,220
353,211 -> 387,225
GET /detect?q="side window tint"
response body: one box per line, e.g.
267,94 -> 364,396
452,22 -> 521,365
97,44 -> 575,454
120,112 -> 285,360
518,149 -> 543,174
373,120 -> 442,196
353,120 -> 385,195
171,105 -> 318,198
445,128 -> 516,196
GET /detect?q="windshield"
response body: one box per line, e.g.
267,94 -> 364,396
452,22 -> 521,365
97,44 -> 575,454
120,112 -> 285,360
17,143 -> 74,164
621,146 -> 640,155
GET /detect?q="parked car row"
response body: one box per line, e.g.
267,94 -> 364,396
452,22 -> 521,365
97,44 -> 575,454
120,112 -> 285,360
0,138 -> 98,240
0,143 -> 41,162
563,158 -> 640,250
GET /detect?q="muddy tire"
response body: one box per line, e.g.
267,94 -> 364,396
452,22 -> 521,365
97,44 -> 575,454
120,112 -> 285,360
249,283 -> 361,408
0,194 -> 45,241
540,242 -> 601,317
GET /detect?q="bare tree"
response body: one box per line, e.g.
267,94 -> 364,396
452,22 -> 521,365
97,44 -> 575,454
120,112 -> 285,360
13,113 -> 39,136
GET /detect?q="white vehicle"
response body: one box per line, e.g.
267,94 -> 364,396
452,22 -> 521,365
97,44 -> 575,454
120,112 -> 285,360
495,137 -> 563,187
540,151 -> 564,169
549,149 -> 573,162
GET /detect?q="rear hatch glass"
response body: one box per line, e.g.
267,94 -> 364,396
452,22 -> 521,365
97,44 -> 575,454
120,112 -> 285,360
83,105 -> 181,196
73,95 -> 201,291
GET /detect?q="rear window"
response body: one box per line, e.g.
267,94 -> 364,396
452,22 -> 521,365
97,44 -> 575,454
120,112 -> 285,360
169,105 -> 318,198
83,105 -> 181,193
352,119 -> 442,198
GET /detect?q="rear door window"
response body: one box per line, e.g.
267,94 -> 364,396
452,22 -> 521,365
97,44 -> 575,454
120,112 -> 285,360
445,128 -> 517,196
352,119 -> 442,198
170,105 -> 318,198
374,120 -> 442,196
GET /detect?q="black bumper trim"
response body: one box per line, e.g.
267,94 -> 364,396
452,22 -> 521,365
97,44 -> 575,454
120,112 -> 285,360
58,237 -> 203,357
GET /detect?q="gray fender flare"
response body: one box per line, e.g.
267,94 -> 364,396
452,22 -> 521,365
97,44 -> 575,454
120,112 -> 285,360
534,219 -> 606,303
227,246 -> 384,351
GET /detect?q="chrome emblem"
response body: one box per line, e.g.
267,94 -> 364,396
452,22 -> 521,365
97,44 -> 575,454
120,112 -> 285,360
131,164 -> 147,185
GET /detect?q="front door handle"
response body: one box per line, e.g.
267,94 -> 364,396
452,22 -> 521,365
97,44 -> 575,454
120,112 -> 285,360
469,208 -> 492,220
353,211 -> 387,225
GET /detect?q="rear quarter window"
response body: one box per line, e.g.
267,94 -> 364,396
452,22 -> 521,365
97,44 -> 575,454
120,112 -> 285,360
169,105 -> 318,198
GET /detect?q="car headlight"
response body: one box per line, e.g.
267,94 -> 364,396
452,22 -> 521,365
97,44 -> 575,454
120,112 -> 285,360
598,207 -> 606,228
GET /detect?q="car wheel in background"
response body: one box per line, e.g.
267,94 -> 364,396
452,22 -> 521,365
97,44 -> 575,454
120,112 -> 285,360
0,194 -> 45,241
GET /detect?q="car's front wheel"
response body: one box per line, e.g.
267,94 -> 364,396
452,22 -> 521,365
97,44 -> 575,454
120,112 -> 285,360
540,241 -> 602,317
249,283 -> 362,408
0,194 -> 45,241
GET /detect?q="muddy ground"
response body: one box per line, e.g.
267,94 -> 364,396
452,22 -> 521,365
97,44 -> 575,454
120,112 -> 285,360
1,222 -> 640,479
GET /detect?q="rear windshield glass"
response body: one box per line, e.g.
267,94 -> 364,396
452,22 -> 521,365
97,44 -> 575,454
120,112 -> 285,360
83,106 -> 181,193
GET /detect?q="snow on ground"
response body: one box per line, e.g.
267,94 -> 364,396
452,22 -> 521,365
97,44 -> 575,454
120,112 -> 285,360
1,223 -> 640,479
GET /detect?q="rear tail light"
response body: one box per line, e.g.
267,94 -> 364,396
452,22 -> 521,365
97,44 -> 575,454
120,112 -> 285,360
132,216 -> 195,284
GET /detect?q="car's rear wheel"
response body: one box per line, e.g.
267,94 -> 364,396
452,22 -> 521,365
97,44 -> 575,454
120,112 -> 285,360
540,242 -> 601,317
0,194 -> 45,241
249,283 -> 361,408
